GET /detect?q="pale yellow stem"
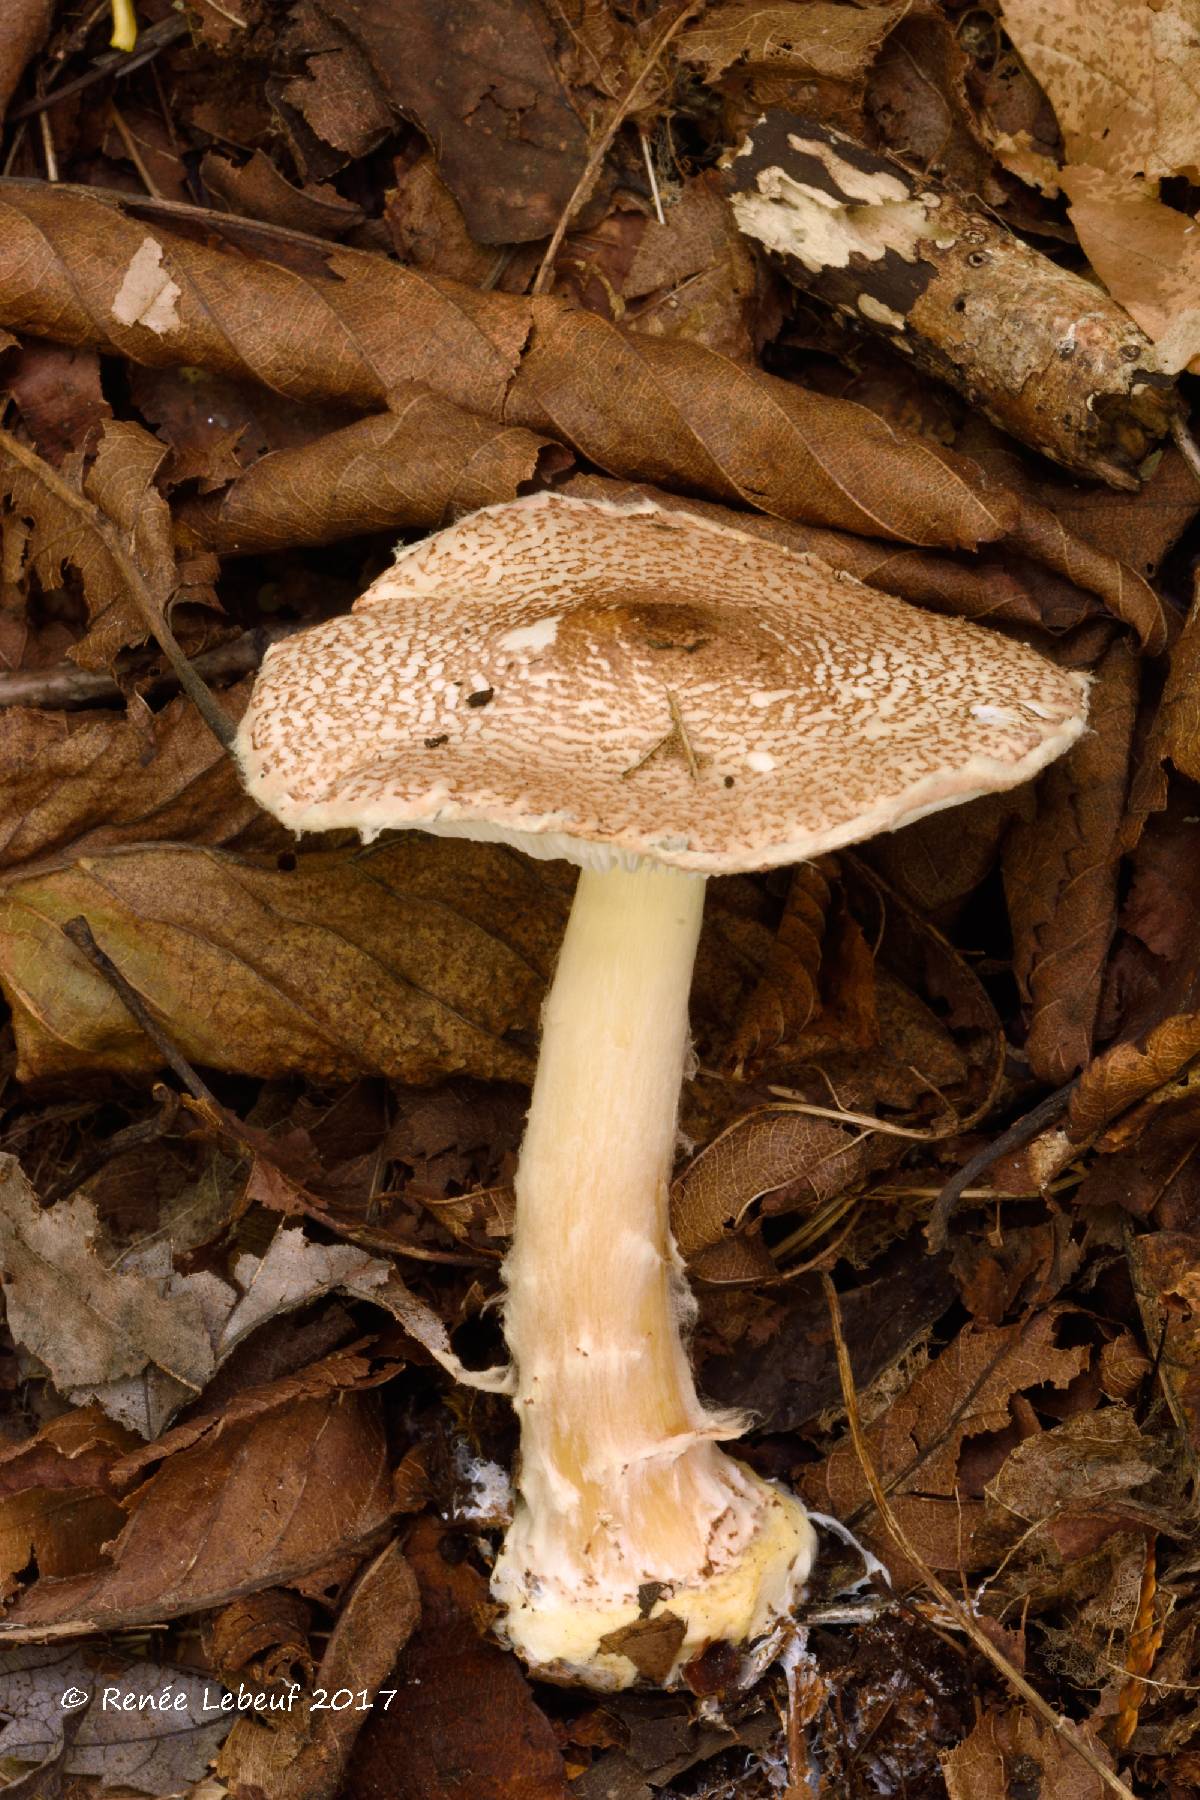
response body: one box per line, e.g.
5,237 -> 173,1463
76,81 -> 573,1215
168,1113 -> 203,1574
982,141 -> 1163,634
493,862 -> 815,1686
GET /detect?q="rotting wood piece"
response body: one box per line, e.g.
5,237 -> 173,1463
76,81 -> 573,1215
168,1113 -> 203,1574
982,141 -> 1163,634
727,113 -> 1176,491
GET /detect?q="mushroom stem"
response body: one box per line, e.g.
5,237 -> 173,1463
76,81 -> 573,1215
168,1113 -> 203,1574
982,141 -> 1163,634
494,862 -> 815,1687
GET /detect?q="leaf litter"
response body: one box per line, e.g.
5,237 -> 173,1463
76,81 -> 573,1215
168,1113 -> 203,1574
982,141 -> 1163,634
0,2 -> 1198,1796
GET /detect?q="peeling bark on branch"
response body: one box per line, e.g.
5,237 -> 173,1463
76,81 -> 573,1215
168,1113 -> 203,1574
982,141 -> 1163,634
728,113 -> 1176,490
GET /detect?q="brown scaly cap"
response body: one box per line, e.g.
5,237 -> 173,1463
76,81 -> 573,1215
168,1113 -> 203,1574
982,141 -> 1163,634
235,493 -> 1088,873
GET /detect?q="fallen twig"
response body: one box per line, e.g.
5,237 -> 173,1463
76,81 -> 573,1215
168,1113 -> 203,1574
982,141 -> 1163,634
0,622 -> 296,710
925,1080 -> 1077,1252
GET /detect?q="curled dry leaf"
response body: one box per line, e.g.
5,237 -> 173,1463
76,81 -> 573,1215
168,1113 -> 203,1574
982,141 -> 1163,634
0,183 -> 528,415
1003,638 -> 1140,1083
0,1391 -> 392,1641
218,1541 -> 420,1800
0,184 -> 1161,633
1067,1013 -> 1200,1145
722,859 -> 832,1074
206,1587 -> 316,1691
0,836 -> 569,1085
672,1109 -> 884,1283
177,387 -> 557,554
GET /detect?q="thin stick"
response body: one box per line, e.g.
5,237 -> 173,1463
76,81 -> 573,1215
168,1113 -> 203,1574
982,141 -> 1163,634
0,622 -> 296,711
62,916 -> 220,1107
640,126 -> 665,225
925,1080 -> 1076,1252
819,1272 -> 1136,1800
530,0 -> 702,295
0,427 -> 236,752
37,111 -> 58,183
107,100 -> 163,199
7,17 -> 190,123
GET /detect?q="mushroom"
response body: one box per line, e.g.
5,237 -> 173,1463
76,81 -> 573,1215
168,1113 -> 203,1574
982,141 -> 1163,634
235,492 -> 1088,1689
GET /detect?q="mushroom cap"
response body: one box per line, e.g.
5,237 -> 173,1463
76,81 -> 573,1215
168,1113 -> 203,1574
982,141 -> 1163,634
236,492 -> 1088,874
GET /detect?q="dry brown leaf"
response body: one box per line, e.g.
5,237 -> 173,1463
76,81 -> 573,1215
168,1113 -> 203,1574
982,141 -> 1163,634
0,836 -> 569,1085
206,1588 -> 315,1690
346,1514 -> 569,1800
0,184 -> 528,416
943,1707 -> 1115,1800
0,687 -> 271,876
672,1109 -> 884,1282
984,1407 -> 1159,1543
1068,1013 -> 1200,1144
1062,173 -> 1200,376
200,149 -> 366,241
1,418 -> 182,670
678,2 -> 907,87
0,0 -> 52,124
618,170 -> 778,362
178,388 -> 556,553
0,1392 -> 392,1640
1145,579 -> 1200,789
277,0 -> 395,161
1003,638 -> 1140,1083
802,1311 -> 1089,1587
0,1480 -> 125,1600
0,1152 -> 392,1437
0,1407 -> 132,1505
867,9 -> 1001,203
1129,1232 -> 1200,1458
0,1155 -> 228,1427
723,860 -> 831,1074
3,340 -> 111,465
866,789 -> 1031,921
111,1341 -> 397,1487
507,297 -> 1009,544
0,185 -> 1165,631
218,1540 -> 420,1800
314,0 -> 593,243
998,0 -> 1200,182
